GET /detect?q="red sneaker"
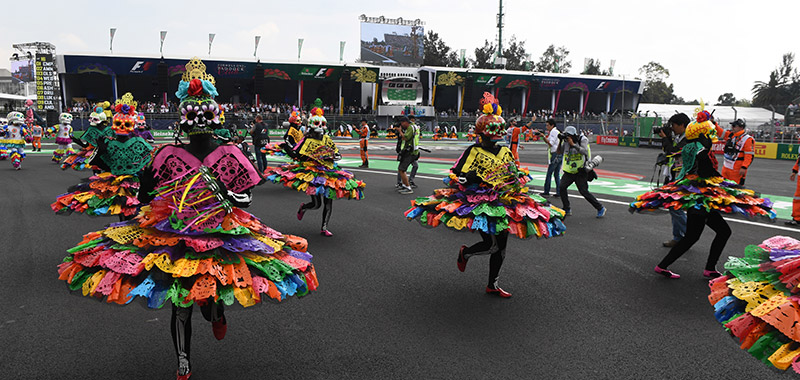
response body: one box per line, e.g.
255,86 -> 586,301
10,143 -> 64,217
212,315 -> 227,340
486,286 -> 512,298
177,371 -> 192,380
297,203 -> 305,221
457,245 -> 468,272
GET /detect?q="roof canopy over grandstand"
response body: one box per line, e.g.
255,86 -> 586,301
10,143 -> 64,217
636,103 -> 781,127
56,53 -> 644,116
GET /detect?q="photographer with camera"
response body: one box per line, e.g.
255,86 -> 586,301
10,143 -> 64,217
539,118 -> 562,197
658,113 -> 689,247
557,126 -> 606,218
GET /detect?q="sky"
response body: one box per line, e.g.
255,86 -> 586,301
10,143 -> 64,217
1,0 -> 797,104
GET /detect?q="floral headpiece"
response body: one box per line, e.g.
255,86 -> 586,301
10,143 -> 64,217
475,92 -> 505,139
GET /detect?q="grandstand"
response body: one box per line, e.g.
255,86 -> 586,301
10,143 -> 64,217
54,53 -> 644,117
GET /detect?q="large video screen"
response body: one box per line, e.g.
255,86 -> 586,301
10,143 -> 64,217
360,22 -> 424,65
10,58 -> 35,82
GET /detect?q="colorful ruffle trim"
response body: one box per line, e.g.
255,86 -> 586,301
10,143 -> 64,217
51,173 -> 140,217
265,162 -> 365,200
404,174 -> 566,239
630,175 -> 775,219
55,137 -> 72,145
57,204 -> 317,309
60,147 -> 96,171
52,148 -> 76,162
709,236 -> 800,373
10,152 -> 23,168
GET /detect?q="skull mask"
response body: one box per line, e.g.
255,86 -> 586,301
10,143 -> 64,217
180,98 -> 220,135
59,113 -> 73,125
136,114 -> 147,130
89,111 -> 107,127
308,115 -> 327,135
112,113 -> 136,135
7,112 -> 24,126
475,114 -> 506,141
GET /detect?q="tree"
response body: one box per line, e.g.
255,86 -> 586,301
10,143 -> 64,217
423,31 -> 459,67
716,93 -> 737,106
582,58 -> 609,75
638,61 -> 670,83
501,36 -> 528,71
752,69 -> 789,107
638,62 -> 676,104
534,45 -> 571,73
471,40 -> 496,69
752,52 -> 800,106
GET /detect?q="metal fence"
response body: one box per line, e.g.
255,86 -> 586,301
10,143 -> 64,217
66,110 -> 642,137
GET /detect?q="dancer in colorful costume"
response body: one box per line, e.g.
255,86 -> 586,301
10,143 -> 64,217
708,235 -> 800,374
0,118 -> 7,160
630,110 -> 775,279
56,58 -> 317,380
283,110 -> 304,149
52,94 -> 152,219
5,112 -> 28,170
265,107 -> 366,237
404,93 -> 567,297
134,113 -> 155,143
52,113 -> 75,162
60,106 -> 114,171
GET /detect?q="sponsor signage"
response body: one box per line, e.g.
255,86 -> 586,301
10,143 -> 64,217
754,142 -> 777,159
535,75 -> 641,93
777,144 -> 799,161
596,135 -> 618,145
619,136 -> 638,147
62,55 -> 379,82
711,142 -> 724,154
35,54 -> 57,111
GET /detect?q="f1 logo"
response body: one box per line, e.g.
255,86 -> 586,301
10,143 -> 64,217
315,68 -> 329,78
486,76 -> 497,85
595,81 -> 609,91
130,61 -> 145,72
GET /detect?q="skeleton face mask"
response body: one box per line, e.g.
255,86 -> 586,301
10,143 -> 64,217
111,114 -> 136,135
59,113 -> 73,125
89,111 -> 107,127
309,115 -> 327,134
180,98 -> 220,135
6,112 -> 24,126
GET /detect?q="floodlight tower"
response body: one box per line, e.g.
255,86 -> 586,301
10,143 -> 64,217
495,0 -> 505,68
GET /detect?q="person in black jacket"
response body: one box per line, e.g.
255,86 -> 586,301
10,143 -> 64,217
250,114 -> 270,172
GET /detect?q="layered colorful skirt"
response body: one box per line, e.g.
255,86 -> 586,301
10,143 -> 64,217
629,175 -> 775,219
405,174 -> 566,239
265,161 -> 365,200
57,177 -> 318,309
709,236 -> 800,373
53,137 -> 76,162
51,173 -> 140,217
60,147 -> 96,171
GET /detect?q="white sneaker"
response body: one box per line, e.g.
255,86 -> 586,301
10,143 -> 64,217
398,186 -> 414,194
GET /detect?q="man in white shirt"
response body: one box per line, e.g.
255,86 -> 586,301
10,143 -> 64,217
540,118 -> 562,197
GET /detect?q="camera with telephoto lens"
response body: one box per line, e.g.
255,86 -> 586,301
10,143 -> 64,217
652,125 -> 672,136
585,155 -> 603,170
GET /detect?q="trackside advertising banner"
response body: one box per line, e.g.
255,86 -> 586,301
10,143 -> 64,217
596,135 -> 618,145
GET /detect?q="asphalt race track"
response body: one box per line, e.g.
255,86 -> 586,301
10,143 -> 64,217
0,137 -> 796,379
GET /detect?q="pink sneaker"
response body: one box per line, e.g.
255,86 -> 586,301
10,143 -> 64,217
654,266 -> 680,279
703,269 -> 722,278
321,229 -> 333,237
297,204 -> 305,221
